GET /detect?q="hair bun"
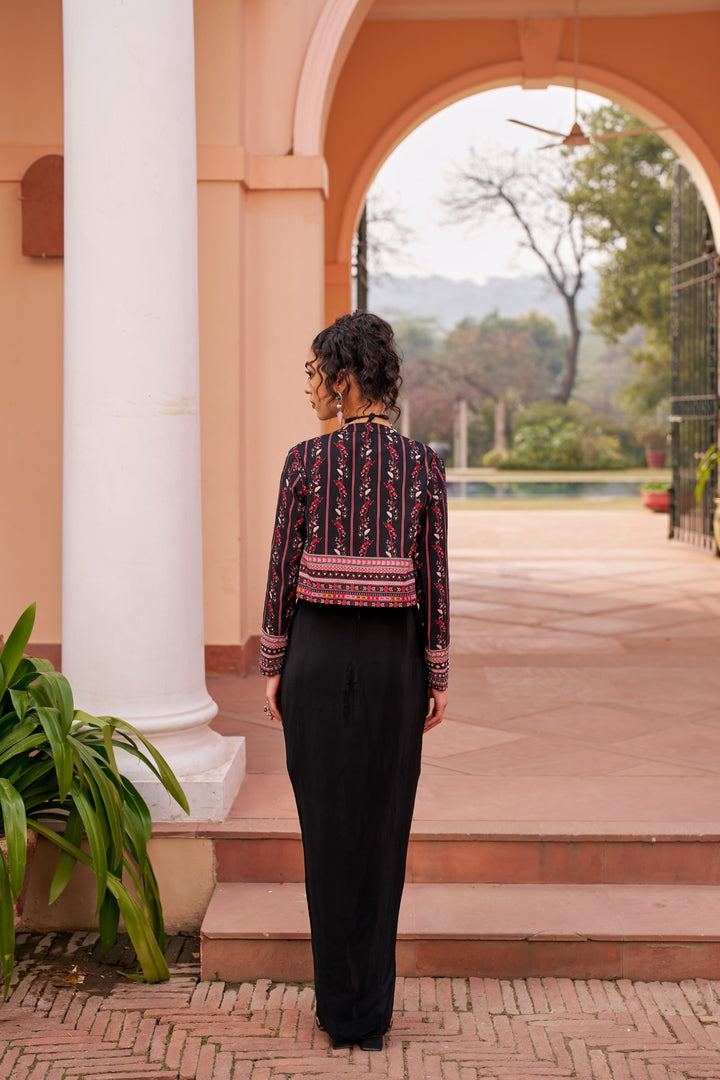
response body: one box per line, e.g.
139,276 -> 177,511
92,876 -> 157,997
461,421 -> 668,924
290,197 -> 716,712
311,312 -> 402,423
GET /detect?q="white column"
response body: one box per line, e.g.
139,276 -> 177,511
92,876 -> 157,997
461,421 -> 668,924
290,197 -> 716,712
62,0 -> 244,821
400,397 -> 411,439
455,398 -> 469,469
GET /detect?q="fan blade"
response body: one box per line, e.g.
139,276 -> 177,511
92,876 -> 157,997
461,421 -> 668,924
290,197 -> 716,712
538,141 -> 565,150
507,118 -> 567,138
591,126 -> 670,141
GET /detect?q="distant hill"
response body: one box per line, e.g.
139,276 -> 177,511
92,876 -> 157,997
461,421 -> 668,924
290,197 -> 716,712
369,271 -> 599,330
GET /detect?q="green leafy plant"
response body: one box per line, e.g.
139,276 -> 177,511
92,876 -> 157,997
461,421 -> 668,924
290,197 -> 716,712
695,443 -> 719,503
502,417 -> 626,471
481,448 -> 506,469
640,482 -> 671,493
0,603 -> 189,1001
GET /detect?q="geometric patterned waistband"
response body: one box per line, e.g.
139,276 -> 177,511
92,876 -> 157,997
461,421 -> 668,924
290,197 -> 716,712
296,551 -> 417,608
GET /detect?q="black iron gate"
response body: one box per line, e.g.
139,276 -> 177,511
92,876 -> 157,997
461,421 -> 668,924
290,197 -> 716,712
354,204 -> 368,311
669,163 -> 719,550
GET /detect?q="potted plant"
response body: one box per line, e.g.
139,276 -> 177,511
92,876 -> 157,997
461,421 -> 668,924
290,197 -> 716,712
0,602 -> 189,1001
695,442 -> 720,548
640,481 -> 671,513
638,422 -> 669,469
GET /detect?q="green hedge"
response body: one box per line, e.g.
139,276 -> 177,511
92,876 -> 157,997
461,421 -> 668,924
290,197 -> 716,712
501,417 -> 627,470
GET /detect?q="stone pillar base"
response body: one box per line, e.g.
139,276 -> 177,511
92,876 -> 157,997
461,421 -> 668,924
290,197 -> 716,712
130,736 -> 246,823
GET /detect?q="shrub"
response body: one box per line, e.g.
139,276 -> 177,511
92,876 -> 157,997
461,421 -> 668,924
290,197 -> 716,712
481,448 -> 507,468
579,429 -> 627,469
503,417 -> 627,470
592,418 -> 645,467
511,400 -> 586,428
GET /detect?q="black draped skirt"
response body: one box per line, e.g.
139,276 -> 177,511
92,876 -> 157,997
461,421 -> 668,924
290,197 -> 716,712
281,600 -> 427,1043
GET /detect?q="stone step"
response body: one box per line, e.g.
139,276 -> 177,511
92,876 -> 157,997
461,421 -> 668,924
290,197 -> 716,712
212,831 -> 720,885
200,880 -> 720,982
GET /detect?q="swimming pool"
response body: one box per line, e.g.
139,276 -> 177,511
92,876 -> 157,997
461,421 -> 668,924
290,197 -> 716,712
446,480 -> 644,500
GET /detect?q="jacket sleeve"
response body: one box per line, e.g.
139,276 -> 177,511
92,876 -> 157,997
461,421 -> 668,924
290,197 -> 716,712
414,450 -> 449,690
260,444 -> 307,675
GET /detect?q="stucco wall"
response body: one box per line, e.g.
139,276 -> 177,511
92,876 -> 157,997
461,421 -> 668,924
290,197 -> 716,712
0,0 -> 63,645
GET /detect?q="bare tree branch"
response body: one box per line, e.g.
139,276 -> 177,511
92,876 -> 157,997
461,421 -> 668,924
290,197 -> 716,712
362,189 -> 415,275
443,149 -> 587,401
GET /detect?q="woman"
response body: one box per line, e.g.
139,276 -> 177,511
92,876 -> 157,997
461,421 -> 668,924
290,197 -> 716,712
260,311 -> 449,1051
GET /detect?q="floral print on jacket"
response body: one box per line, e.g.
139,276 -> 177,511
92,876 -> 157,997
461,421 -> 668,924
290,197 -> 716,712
260,423 -> 449,690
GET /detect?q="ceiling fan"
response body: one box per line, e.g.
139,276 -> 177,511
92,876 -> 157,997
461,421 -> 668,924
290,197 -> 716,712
508,0 -> 669,149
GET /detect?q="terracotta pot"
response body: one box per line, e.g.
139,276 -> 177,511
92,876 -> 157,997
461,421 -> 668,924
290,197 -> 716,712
714,498 -> 720,551
641,489 -> 670,513
645,449 -> 666,468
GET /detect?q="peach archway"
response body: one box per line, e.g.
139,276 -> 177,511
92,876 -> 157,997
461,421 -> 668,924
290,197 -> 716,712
317,8 -> 720,320
294,0 -> 374,156
333,63 -> 720,272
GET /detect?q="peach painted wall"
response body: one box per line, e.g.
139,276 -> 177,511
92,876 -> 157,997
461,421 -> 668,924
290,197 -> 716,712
241,184 -> 326,642
195,0 -> 246,652
244,0 -> 324,156
195,0 -> 327,653
0,0 -> 63,645
323,12 -> 720,316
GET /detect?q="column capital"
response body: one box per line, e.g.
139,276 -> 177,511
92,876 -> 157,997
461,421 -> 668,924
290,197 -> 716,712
197,147 -> 328,196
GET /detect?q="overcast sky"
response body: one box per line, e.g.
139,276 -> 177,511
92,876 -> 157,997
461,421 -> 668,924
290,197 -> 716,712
370,85 -> 610,285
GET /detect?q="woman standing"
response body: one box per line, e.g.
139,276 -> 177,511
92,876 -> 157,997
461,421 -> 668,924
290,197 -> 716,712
260,312 -> 449,1051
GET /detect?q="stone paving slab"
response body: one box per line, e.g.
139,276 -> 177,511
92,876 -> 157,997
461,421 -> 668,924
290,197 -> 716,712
201,509 -> 720,840
4,932 -> 720,1079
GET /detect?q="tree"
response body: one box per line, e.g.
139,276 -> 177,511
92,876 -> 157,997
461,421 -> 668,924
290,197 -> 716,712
515,311 -> 567,385
392,316 -> 454,446
365,190 -> 415,274
354,189 -> 415,308
564,104 -> 676,414
443,312 -> 563,454
392,314 -> 441,363
391,312 -> 567,458
443,151 -> 588,403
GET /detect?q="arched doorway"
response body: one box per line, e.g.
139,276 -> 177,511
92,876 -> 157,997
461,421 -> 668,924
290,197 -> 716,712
316,10 -> 720,552
325,68 -> 720,320
302,7 -> 720,319
337,83 -> 719,550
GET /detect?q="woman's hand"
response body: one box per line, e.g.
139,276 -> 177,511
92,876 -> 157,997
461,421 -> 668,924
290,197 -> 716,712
424,688 -> 447,733
265,674 -> 283,724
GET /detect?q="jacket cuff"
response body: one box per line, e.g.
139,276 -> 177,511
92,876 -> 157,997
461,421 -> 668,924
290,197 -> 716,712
425,645 -> 449,691
260,630 -> 288,675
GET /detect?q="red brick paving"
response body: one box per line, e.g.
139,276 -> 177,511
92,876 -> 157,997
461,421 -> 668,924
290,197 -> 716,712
3,933 -> 720,1079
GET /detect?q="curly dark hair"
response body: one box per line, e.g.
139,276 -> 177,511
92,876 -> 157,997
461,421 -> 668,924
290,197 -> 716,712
309,311 -> 402,422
